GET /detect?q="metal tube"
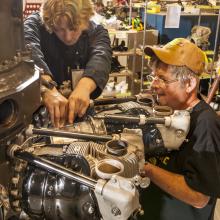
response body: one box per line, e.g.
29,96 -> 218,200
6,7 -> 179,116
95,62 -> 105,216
206,74 -> 220,104
100,114 -> 142,124
131,31 -> 137,95
95,114 -> 165,125
92,95 -> 152,106
207,9 -> 220,101
14,150 -> 97,190
129,0 -> 132,26
0,0 -> 24,62
32,128 -> 112,142
140,0 -> 148,93
146,117 -> 165,124
212,9 -> 220,64
93,96 -> 137,106
197,9 -> 201,26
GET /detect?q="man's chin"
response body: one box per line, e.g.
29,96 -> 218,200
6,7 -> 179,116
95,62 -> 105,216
64,41 -> 75,46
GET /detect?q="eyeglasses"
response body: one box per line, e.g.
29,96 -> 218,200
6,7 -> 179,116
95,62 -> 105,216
147,74 -> 179,86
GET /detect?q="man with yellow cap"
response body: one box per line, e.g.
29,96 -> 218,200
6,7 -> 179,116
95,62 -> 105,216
140,38 -> 220,220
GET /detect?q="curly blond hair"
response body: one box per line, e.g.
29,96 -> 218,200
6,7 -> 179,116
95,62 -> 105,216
40,0 -> 94,33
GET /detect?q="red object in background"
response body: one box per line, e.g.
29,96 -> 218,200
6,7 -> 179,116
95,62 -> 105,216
116,0 -> 128,6
23,3 -> 41,19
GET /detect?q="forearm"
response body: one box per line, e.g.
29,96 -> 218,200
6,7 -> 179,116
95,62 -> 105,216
75,77 -> 97,95
145,163 -> 210,208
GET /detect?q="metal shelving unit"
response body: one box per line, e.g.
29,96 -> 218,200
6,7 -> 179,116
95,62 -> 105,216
110,29 -> 138,95
105,1 -> 158,96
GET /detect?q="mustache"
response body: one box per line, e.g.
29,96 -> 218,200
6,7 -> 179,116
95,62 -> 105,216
151,88 -> 167,106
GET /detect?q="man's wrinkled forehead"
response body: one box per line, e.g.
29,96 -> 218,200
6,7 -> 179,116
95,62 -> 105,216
149,55 -> 168,70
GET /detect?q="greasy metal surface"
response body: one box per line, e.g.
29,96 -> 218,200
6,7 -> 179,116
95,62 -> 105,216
0,0 -> 40,144
0,0 -> 24,62
0,61 -> 36,95
21,155 -> 100,220
0,63 -> 40,143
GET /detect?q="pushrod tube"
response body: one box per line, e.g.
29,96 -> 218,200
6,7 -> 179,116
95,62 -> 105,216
32,128 -> 112,142
14,150 -> 97,190
95,114 -> 165,124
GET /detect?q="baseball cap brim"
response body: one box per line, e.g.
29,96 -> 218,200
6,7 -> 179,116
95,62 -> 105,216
144,46 -> 184,67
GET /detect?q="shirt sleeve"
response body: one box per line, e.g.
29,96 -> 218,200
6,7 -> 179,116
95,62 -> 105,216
24,12 -> 52,76
184,110 -> 220,197
83,24 -> 112,99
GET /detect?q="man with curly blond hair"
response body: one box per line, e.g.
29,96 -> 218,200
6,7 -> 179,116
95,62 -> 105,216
24,0 -> 112,127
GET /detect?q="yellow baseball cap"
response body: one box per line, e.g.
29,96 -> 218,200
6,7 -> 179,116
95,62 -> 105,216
144,38 -> 205,75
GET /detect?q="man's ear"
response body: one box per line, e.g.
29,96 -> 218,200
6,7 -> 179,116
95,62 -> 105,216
186,77 -> 197,94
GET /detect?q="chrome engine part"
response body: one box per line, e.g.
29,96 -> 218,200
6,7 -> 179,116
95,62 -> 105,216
44,139 -> 143,179
9,153 -> 100,220
6,142 -> 142,220
4,95 -> 185,220
48,100 -> 190,156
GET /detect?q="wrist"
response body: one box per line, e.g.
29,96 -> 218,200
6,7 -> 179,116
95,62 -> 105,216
139,161 -> 148,177
41,73 -> 53,82
40,84 -> 57,99
41,78 -> 57,90
40,85 -> 49,96
144,161 -> 153,178
76,77 -> 96,93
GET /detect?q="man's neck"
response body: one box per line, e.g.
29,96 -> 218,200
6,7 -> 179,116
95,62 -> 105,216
185,95 -> 200,110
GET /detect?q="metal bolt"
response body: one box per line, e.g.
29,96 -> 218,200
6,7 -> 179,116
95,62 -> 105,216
111,178 -> 117,184
10,190 -> 18,197
176,129 -> 184,138
88,206 -> 94,214
111,207 -> 121,216
12,200 -> 20,207
15,207 -> 21,212
1,188 -> 7,198
156,139 -> 161,144
83,202 -> 95,215
12,177 -> 19,184
15,165 -> 23,172
47,191 -> 51,196
129,183 -> 134,189
49,186 -> 53,191
40,107 -> 47,117
138,208 -> 144,216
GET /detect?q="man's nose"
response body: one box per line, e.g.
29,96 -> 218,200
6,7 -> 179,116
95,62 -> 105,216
64,29 -> 74,42
150,79 -> 159,90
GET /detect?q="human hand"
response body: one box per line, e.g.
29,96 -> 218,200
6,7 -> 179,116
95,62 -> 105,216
42,88 -> 68,127
68,87 -> 90,124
